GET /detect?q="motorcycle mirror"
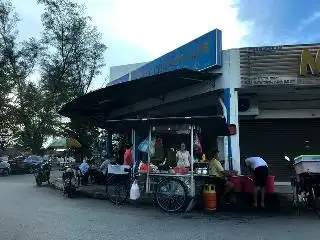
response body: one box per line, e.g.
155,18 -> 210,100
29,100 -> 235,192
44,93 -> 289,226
284,156 -> 290,162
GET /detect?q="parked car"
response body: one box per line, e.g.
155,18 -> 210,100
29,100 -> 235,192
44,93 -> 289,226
8,156 -> 28,174
0,159 -> 10,176
23,155 -> 43,173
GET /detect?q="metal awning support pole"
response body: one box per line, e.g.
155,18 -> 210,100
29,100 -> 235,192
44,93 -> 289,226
186,124 -> 196,212
146,125 -> 152,193
190,125 -> 195,197
131,129 -> 136,177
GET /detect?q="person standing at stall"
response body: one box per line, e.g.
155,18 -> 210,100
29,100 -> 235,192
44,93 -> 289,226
79,159 -> 89,185
123,143 -> 133,167
176,142 -> 191,168
245,156 -> 268,208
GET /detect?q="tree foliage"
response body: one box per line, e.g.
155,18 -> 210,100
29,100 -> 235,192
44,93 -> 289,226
0,0 -> 107,155
0,0 -> 18,147
0,0 -> 47,153
37,0 -> 107,157
38,0 -> 107,108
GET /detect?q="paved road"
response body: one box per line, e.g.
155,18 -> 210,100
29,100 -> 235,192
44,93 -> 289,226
1,174 -> 320,240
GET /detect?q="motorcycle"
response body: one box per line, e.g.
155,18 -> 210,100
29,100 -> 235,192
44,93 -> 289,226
34,162 -> 51,186
62,167 -> 78,198
285,155 -> 320,217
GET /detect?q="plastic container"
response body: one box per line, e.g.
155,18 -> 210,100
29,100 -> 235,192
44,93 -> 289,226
294,155 -> 320,174
241,175 -> 275,194
203,184 -> 217,211
265,176 -> 275,194
174,167 -> 189,174
242,176 -> 254,194
139,163 -> 152,173
108,165 -> 130,174
230,176 -> 242,192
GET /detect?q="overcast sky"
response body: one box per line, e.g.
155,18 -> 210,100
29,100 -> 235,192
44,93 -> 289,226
11,0 -> 320,90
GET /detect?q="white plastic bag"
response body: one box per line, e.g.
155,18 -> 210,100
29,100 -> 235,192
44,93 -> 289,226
129,180 -> 140,200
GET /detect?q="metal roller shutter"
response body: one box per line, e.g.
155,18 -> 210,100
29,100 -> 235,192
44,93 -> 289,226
239,119 -> 320,181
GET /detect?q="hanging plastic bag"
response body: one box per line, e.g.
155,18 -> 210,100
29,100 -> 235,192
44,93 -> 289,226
138,138 -> 149,153
149,138 -> 156,157
194,133 -> 202,155
129,180 -> 140,200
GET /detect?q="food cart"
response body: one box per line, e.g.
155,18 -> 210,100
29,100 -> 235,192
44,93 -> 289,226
105,116 -> 230,212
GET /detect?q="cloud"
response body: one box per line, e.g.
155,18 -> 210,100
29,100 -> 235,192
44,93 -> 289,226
12,0 -> 253,89
297,11 -> 320,33
83,0 -> 252,57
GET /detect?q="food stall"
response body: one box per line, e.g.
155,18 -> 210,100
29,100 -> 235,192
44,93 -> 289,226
105,116 -> 231,212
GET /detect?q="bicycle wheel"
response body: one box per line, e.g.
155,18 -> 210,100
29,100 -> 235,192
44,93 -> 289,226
156,178 -> 187,212
106,175 -> 129,205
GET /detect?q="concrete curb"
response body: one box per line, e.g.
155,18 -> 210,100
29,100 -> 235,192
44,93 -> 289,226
48,178 -> 301,215
48,177 -> 156,206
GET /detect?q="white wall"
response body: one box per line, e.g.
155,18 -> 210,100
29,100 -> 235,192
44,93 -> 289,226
214,48 -> 241,89
110,62 -> 148,82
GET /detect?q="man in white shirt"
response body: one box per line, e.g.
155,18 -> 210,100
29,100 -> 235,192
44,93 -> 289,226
245,156 -> 268,208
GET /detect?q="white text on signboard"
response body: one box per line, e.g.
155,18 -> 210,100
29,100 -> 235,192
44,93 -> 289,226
241,76 -> 298,86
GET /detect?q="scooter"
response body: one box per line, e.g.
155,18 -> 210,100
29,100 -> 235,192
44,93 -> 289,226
34,162 -> 51,186
62,167 -> 78,198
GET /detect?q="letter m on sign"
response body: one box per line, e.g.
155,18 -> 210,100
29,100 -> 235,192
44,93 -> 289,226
300,49 -> 320,76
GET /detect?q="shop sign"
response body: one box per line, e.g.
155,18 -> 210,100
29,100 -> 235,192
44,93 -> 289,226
241,76 -> 298,86
299,49 -> 320,76
111,29 -> 222,85
240,43 -> 320,87
245,46 -> 283,56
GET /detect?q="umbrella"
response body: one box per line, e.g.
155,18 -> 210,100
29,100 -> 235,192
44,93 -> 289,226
47,138 -> 82,149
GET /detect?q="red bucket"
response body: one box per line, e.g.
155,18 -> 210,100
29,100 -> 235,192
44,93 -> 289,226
242,176 -> 254,194
241,175 -> 275,194
230,176 -> 242,192
265,176 -> 275,194
174,167 -> 189,174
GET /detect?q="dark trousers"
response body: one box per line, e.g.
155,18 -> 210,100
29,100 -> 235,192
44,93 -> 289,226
81,172 -> 89,185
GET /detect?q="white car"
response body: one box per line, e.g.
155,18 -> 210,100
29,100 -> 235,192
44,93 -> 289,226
0,159 -> 10,176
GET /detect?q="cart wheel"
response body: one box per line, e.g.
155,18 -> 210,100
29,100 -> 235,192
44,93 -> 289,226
156,178 -> 187,212
106,175 -> 129,205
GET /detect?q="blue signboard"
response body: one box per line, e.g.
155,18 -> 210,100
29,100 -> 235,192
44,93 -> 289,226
110,29 -> 222,85
108,74 -> 129,86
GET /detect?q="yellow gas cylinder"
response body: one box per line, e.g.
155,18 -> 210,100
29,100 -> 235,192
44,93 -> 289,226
203,184 -> 217,211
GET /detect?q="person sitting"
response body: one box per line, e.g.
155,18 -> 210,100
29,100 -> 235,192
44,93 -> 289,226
97,154 -> 112,184
79,159 -> 89,185
208,149 -> 235,204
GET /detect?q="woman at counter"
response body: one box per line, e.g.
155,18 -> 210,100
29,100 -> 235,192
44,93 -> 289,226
176,142 -> 191,168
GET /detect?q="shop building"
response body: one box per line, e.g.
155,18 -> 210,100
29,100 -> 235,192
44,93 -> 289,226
238,44 -> 320,181
60,29 -> 320,182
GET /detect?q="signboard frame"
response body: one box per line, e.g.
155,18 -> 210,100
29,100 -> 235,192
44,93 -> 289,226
111,29 -> 222,85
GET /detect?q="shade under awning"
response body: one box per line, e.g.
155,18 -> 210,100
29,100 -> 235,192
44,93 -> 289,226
59,69 -> 218,120
104,116 -> 231,137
